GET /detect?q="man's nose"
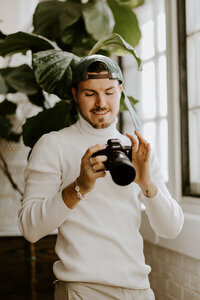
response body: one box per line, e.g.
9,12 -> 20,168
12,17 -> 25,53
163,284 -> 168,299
95,93 -> 106,106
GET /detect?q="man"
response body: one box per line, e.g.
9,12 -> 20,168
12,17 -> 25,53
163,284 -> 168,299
19,54 -> 184,300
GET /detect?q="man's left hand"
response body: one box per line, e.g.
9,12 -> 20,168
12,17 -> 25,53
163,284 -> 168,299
126,131 -> 157,198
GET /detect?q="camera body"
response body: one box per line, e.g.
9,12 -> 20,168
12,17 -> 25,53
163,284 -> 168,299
92,139 -> 136,186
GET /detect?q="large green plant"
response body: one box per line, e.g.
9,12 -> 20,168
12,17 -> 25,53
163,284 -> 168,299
0,0 -> 143,149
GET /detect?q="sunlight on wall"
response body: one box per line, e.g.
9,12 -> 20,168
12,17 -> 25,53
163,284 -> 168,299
0,0 -> 38,34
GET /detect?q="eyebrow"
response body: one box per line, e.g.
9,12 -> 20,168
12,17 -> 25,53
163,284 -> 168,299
80,86 -> 116,93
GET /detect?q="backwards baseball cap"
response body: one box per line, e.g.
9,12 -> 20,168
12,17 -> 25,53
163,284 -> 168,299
72,54 -> 124,86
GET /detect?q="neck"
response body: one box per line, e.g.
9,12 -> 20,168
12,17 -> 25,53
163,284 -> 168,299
77,114 -> 118,138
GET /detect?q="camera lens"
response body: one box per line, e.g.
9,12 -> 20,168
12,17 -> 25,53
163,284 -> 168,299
108,152 -> 136,186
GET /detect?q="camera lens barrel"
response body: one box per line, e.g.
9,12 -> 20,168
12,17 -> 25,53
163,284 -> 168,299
108,152 -> 136,186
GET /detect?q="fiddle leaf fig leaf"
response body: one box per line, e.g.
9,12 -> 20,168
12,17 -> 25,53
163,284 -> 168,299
0,65 -> 46,107
83,0 -> 115,40
89,33 -> 141,69
0,100 -> 17,115
32,50 -> 80,99
0,73 -> 8,94
0,115 -> 21,142
0,116 -> 12,138
22,100 -> 78,148
107,0 -> 141,47
0,30 -> 6,45
33,0 -> 82,40
0,31 -> 58,57
27,91 -> 46,108
5,64 -> 40,95
60,18 -> 96,56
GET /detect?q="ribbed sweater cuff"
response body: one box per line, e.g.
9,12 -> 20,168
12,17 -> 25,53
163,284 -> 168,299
45,191 -> 71,224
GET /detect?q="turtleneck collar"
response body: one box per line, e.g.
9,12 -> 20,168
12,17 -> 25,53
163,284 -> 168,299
76,113 -> 118,138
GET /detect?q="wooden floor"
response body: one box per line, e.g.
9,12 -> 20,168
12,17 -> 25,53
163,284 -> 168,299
0,235 -> 57,300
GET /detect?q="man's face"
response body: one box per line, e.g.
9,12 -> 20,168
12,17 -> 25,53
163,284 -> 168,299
72,72 -> 123,129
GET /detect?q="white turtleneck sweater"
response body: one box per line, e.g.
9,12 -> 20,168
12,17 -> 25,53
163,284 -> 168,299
18,115 -> 184,289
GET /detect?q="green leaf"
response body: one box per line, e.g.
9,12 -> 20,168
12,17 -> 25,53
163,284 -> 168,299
33,1 -> 82,40
27,91 -> 46,108
59,18 -> 96,56
0,100 -> 17,115
0,115 -> 12,137
82,0 -> 115,40
0,115 -> 21,142
32,50 -> 80,99
120,94 -> 139,112
0,31 -> 58,57
0,73 -> 8,94
117,0 -> 144,8
0,69 -> 16,94
107,0 -> 141,47
120,90 -> 141,129
0,30 -> 6,45
22,100 -> 78,148
89,33 -> 141,68
0,65 -> 46,107
5,64 -> 41,95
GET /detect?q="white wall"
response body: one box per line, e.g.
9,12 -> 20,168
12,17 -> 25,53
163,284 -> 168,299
0,0 -> 38,34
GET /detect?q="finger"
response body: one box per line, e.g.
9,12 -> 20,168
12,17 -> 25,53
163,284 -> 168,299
82,144 -> 106,165
126,133 -> 138,152
139,142 -> 150,160
144,143 -> 151,161
134,130 -> 148,145
94,170 -> 106,179
135,132 -> 149,156
92,162 -> 106,172
84,144 -> 106,161
138,142 -> 145,155
91,155 -> 107,165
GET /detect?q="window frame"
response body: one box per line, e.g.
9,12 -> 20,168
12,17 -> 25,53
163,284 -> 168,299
177,0 -> 200,198
120,0 -> 169,183
132,0 -> 200,261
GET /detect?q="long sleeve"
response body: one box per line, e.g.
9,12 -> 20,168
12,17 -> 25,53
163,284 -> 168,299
18,133 -> 71,243
18,118 -> 170,289
139,151 -> 184,239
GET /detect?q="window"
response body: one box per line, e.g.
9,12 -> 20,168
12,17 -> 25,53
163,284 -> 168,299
177,0 -> 200,196
122,0 -> 168,182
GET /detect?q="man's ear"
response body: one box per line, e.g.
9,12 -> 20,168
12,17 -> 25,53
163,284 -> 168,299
72,87 -> 78,103
119,84 -> 123,92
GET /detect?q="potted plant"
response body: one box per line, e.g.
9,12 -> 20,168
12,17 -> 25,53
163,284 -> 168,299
0,0 -> 143,232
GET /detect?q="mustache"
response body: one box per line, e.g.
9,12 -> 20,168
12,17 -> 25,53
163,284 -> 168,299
90,107 -> 110,113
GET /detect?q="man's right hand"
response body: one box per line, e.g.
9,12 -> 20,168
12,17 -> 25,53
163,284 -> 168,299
62,144 -> 107,209
76,144 -> 107,196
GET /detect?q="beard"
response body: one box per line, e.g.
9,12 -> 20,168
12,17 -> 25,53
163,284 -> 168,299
79,107 -> 115,129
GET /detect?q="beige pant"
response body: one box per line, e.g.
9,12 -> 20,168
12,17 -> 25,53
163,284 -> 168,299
54,281 -> 155,300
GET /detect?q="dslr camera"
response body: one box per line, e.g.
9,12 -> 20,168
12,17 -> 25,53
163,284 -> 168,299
92,139 -> 136,186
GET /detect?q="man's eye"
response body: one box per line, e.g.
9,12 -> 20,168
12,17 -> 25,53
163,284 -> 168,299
85,93 -> 94,96
106,92 -> 114,95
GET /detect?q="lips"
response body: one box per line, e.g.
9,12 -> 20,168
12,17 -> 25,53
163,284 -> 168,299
91,108 -> 110,115
93,111 -> 109,115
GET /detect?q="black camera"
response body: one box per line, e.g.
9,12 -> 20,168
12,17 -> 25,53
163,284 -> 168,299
92,139 -> 136,186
